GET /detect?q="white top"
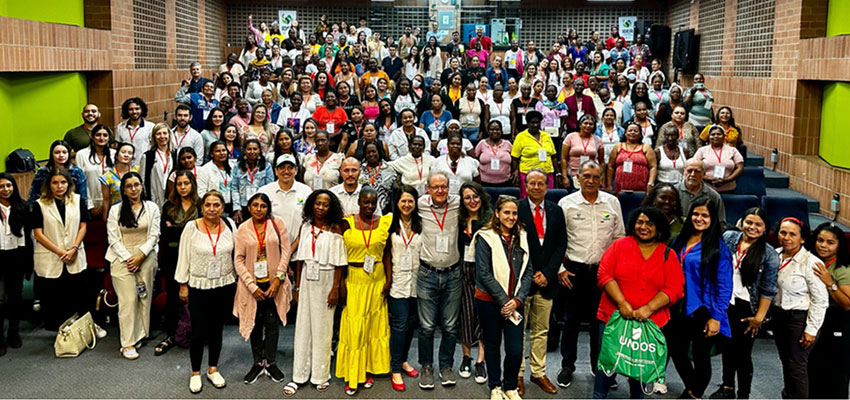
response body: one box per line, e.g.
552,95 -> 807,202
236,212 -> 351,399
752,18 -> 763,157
291,222 -> 347,271
171,127 -> 205,165
487,99 -> 512,136
595,100 -> 624,126
393,94 -> 418,116
388,154 -> 434,192
276,106 -> 312,134
302,93 -> 323,114
245,80 -> 276,106
196,162 -> 235,204
597,125 -> 621,162
105,201 -> 161,262
175,218 -> 237,290
258,181 -> 313,243
0,203 -> 25,250
557,190 -> 625,265
389,227 -> 422,298
656,145 -> 686,185
114,119 -> 153,166
75,147 -> 116,210
329,183 -> 382,217
386,126 -> 431,161
303,152 -> 345,190
431,154 -> 480,193
435,138 -> 474,157
774,247 -> 828,336
731,245 -> 751,304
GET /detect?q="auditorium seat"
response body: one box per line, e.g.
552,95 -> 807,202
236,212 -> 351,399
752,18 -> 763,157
545,188 -> 570,204
761,195 -> 809,229
618,191 -> 646,221
484,186 -> 520,206
721,194 -> 760,227
734,167 -> 767,197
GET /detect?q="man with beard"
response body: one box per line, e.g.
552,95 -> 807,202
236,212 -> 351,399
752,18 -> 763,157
64,104 -> 105,153
115,97 -> 153,165
175,80 -> 219,132
170,104 -> 205,165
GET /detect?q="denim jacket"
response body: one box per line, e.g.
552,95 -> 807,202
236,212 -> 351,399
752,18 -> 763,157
722,230 -> 780,315
230,164 -> 275,208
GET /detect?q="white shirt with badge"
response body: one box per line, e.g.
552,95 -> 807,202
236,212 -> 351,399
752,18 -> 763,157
0,203 -> 25,250
389,226 -> 422,298
431,154 -> 480,195
291,221 -> 348,282
174,218 -> 237,290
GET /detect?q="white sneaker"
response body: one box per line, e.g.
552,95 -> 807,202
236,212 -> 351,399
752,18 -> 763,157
504,389 -> 522,400
95,324 -> 108,339
207,371 -> 227,388
653,382 -> 668,394
189,374 -> 203,394
491,387 -> 507,400
120,347 -> 139,360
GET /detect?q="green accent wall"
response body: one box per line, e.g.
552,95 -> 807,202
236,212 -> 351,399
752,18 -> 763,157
0,73 -> 88,171
0,0 -> 84,27
827,0 -> 850,37
819,82 -> 850,169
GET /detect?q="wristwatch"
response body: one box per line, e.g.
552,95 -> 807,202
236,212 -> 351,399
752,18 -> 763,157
276,272 -> 286,280
831,283 -> 839,292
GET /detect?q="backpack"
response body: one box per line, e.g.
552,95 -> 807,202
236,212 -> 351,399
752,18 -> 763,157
6,149 -> 36,173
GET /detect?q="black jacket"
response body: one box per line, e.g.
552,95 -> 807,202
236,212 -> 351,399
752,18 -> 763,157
517,198 -> 567,299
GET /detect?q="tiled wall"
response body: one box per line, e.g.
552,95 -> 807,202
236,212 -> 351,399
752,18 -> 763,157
518,8 -> 666,49
133,0 -> 167,70
175,0 -> 199,69
667,0 -> 850,225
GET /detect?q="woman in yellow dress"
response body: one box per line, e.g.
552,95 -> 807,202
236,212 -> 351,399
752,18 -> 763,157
336,185 -> 393,395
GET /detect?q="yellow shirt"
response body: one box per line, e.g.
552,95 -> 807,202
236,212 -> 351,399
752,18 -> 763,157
309,44 -> 322,57
448,86 -> 463,103
510,130 -> 557,173
699,125 -> 741,147
343,214 -> 393,263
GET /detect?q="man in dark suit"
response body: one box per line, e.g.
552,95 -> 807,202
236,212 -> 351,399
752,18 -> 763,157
564,79 -> 597,133
516,168 -> 567,395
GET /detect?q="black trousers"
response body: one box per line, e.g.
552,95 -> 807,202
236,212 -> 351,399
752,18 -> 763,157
772,308 -> 813,399
0,247 -> 27,337
666,306 -> 715,398
37,269 -> 87,331
250,281 -> 280,364
808,306 -> 850,399
559,262 -> 602,373
720,299 -> 757,398
188,284 -> 235,372
158,246 -> 181,337
477,299 -> 523,391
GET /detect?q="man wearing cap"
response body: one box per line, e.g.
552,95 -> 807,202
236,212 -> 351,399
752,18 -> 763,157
258,154 -> 313,243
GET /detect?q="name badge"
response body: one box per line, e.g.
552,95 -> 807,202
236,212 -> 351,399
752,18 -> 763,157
306,262 -> 320,281
206,261 -> 222,279
312,176 -> 323,189
537,148 -> 548,162
364,254 -> 375,274
431,129 -> 440,141
490,158 -> 500,170
466,115 -> 475,125
713,165 -> 726,179
327,122 -> 335,133
449,179 -> 461,194
580,155 -> 590,164
246,186 -> 257,199
203,109 -> 211,120
463,244 -> 474,263
400,254 -> 414,271
521,114 -> 526,125
253,259 -> 268,279
544,126 -> 559,137
623,160 -> 634,173
222,188 -> 232,204
436,235 -> 449,253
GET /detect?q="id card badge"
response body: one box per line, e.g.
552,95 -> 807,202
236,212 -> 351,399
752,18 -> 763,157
431,129 -> 440,141
544,127 -> 559,137
463,245 -> 475,263
537,148 -> 548,162
449,179 -> 461,194
246,186 -> 257,199
203,109 -> 211,121
713,165 -> 726,179
206,261 -> 222,279
363,254 -> 375,274
400,254 -> 414,271
521,114 -> 526,125
490,158 -> 500,170
253,260 -> 268,279
436,236 -> 450,253
623,160 -> 634,173
312,176 -> 323,189
305,262 -> 320,281
222,188 -> 232,204
327,122 -> 335,133
580,155 -> 590,164
466,115 -> 475,125
704,98 -> 714,110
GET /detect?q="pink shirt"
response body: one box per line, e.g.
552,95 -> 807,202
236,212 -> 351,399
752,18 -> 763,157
694,144 -> 743,192
564,132 -> 602,177
474,139 -> 513,184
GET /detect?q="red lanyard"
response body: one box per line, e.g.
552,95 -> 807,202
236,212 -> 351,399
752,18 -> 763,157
157,150 -> 170,174
779,257 -> 794,272
429,200 -> 449,232
401,226 -> 415,249
603,127 -> 616,142
368,165 -> 381,185
192,166 -> 197,178
678,125 -> 683,139
218,167 -> 228,187
315,153 -> 329,174
825,257 -> 837,269
712,146 -> 724,164
174,131 -> 188,149
357,215 -> 374,250
667,147 -> 680,169
414,156 -> 423,179
735,241 -> 747,269
128,124 -> 141,141
204,221 -> 222,256
0,207 -> 6,224
466,99 -> 476,114
581,136 -> 593,155
247,166 -> 256,184
495,102 -> 504,116
353,123 -> 362,138
681,243 -> 697,261
99,153 -> 106,174
655,91 -> 663,102
311,225 -> 322,257
521,99 -> 531,114
432,110 -> 443,131
488,140 -> 500,156
253,220 -> 267,254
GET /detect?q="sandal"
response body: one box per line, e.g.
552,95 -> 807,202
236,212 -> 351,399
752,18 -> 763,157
283,382 -> 299,397
363,377 -> 374,389
315,382 -> 330,392
154,337 -> 174,356
344,384 -> 357,396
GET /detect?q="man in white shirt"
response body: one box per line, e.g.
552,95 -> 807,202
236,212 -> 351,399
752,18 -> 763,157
329,157 -> 378,217
356,17 -> 372,39
503,40 -> 522,81
171,105 -> 205,165
555,160 -> 625,389
594,87 -> 623,125
114,97 -> 154,166
258,154 -> 313,244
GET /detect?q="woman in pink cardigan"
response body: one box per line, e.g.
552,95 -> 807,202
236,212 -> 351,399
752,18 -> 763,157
233,192 -> 292,384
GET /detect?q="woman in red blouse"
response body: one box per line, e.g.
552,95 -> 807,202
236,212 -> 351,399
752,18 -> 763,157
312,89 -> 349,152
594,206 -> 685,399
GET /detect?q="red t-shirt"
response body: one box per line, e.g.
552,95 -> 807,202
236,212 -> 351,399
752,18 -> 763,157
596,236 -> 685,328
605,36 -> 626,50
312,106 -> 349,134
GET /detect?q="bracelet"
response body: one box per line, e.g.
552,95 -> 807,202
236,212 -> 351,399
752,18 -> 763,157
276,272 -> 286,280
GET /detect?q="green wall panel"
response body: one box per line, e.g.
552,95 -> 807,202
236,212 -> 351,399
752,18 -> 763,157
827,0 -> 850,37
0,73 -> 87,171
819,82 -> 850,169
0,0 -> 84,27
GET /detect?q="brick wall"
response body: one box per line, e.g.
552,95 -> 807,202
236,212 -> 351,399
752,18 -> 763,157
667,0 -> 850,225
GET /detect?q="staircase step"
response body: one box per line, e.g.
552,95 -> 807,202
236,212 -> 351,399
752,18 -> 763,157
766,188 -> 820,213
763,168 -> 790,189
808,213 -> 849,231
746,154 -> 765,167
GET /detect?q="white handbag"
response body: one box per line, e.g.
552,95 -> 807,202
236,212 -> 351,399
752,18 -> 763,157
54,312 -> 97,358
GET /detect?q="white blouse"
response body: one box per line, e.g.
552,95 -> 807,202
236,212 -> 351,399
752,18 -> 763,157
389,227 -> 422,298
175,218 -> 237,290
75,147 -> 116,210
431,154 -> 480,194
774,247 -> 829,336
291,222 -> 347,271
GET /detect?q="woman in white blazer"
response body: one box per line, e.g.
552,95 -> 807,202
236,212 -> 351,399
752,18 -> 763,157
31,168 -> 89,331
197,140 -> 236,216
106,171 -> 161,360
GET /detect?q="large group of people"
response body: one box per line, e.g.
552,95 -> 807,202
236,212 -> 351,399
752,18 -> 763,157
0,13 -> 847,400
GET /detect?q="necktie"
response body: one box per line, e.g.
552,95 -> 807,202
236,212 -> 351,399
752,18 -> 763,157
534,205 -> 545,239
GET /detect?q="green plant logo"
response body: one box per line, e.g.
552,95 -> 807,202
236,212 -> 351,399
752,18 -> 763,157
623,20 -> 632,28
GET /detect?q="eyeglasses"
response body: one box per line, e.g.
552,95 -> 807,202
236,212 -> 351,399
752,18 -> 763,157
429,185 -> 448,191
462,194 -> 480,202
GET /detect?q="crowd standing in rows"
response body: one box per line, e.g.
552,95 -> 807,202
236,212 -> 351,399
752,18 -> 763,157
0,15 -> 847,400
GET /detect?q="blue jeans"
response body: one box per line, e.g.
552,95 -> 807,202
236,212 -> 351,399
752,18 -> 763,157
388,296 -> 418,373
592,320 -> 645,399
461,127 -> 480,145
417,263 -> 462,369
477,299 -> 524,391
